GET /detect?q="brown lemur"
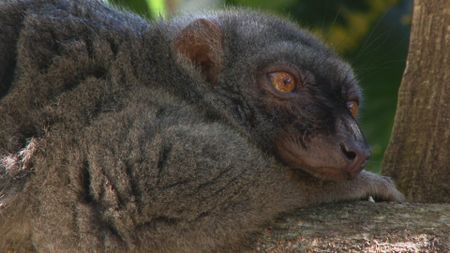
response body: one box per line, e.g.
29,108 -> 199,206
0,0 -> 404,252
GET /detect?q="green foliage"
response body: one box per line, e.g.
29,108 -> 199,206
147,0 -> 167,18
108,0 -> 166,18
226,0 -> 399,54
109,0 -> 151,17
349,1 -> 410,171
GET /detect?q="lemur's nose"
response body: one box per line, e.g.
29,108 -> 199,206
340,142 -> 371,177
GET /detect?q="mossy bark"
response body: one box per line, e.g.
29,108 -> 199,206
382,0 -> 450,202
252,202 -> 450,252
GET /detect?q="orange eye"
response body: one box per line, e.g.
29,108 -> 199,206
268,71 -> 297,93
347,101 -> 359,118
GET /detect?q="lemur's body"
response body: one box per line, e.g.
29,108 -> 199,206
0,1 -> 403,252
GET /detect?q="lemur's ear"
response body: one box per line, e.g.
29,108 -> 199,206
174,19 -> 224,84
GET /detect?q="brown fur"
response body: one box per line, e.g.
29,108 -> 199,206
0,1 -> 404,252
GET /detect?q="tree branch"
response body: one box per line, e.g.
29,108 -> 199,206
252,202 -> 450,252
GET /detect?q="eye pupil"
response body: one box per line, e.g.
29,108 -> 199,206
269,71 -> 297,93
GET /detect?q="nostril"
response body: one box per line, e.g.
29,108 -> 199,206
339,142 -> 371,176
340,143 -> 357,160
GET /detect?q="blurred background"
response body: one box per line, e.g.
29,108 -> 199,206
107,0 -> 412,173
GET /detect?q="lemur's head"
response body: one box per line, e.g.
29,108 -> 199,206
171,10 -> 370,181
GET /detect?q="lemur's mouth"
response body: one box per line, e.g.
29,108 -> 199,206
275,134 -> 368,181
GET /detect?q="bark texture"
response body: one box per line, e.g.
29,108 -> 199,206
382,0 -> 450,202
252,202 -> 450,253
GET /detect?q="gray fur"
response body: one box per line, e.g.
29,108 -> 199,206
0,1 -> 404,252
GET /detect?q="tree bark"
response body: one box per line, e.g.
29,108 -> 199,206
381,0 -> 450,202
251,202 -> 450,252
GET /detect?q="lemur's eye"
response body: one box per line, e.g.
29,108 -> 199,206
268,71 -> 297,93
347,101 -> 359,118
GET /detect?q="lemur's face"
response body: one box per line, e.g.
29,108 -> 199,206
254,60 -> 369,181
220,13 -> 371,181
173,12 -> 371,181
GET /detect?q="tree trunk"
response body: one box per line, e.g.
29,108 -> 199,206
382,0 -> 450,202
251,202 -> 450,252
